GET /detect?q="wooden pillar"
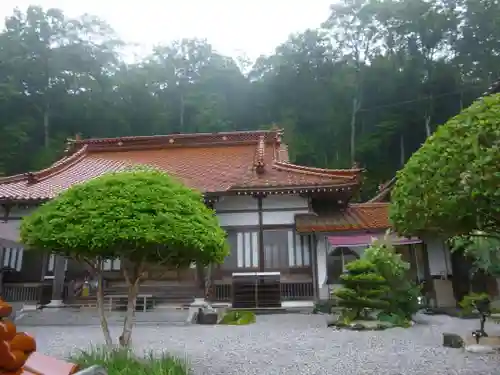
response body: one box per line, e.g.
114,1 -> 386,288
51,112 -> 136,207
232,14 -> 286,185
311,234 -> 320,301
256,194 -> 265,272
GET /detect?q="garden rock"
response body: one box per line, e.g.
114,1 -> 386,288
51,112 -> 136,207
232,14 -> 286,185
195,308 -> 218,325
350,323 -> 365,330
442,333 -> 464,348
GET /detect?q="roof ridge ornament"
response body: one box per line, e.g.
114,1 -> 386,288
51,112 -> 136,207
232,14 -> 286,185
254,135 -> 266,175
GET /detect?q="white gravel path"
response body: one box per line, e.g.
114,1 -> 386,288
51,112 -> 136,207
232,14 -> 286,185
19,313 -> 500,375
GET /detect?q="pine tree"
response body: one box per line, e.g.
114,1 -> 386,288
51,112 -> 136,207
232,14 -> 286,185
333,259 -> 390,319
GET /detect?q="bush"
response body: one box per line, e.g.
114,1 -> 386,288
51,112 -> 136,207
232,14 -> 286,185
219,310 -> 256,325
459,292 -> 490,315
364,238 -> 421,319
333,259 -> 390,319
71,346 -> 190,375
313,300 -> 338,314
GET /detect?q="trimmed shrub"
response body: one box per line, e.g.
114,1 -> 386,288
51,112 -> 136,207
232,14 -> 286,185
333,259 -> 390,320
364,238 -> 421,319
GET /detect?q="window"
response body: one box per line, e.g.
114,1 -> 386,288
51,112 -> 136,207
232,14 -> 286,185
103,258 -> 121,271
2,248 -> 23,271
222,230 -> 258,269
263,230 -> 289,269
326,247 -> 359,284
288,233 -> 312,267
237,231 -> 259,268
222,229 -> 313,270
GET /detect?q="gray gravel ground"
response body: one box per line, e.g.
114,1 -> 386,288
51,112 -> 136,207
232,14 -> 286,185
18,313 -> 500,375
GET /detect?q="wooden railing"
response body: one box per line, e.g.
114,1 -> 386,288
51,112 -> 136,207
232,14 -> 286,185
214,282 -> 315,302
2,283 -> 41,303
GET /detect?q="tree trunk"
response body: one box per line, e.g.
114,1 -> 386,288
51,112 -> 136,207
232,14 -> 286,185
350,97 -> 359,165
96,271 -> 113,347
195,263 -> 205,298
120,279 -> 139,347
206,264 -> 214,301
43,102 -> 50,149
179,90 -> 185,132
424,114 -> 432,139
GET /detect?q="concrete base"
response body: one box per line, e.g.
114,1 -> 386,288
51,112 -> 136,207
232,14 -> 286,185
282,300 -> 314,309
44,299 -> 65,309
465,344 -> 496,353
186,298 -> 209,323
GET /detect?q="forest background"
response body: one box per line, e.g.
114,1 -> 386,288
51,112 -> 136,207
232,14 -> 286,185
0,0 -> 498,199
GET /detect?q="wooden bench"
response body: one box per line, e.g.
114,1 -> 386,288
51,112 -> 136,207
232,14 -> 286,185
0,298 -> 106,375
107,294 -> 153,312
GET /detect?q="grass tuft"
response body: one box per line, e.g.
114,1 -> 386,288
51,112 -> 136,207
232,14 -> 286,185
71,346 -> 191,375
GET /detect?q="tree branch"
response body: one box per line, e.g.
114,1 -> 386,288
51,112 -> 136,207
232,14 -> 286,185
469,232 -> 500,241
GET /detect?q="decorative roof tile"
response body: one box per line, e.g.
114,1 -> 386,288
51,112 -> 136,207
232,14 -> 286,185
295,203 -> 390,233
0,130 -> 363,202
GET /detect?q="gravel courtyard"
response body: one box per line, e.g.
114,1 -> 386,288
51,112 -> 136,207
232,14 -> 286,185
18,313 -> 500,375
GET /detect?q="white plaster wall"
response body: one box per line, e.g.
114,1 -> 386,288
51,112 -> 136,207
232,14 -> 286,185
0,220 -> 22,242
215,196 -> 257,211
216,212 -> 259,227
262,210 -> 309,225
261,195 -> 309,210
215,195 -> 311,227
316,235 -> 329,299
423,236 -> 452,276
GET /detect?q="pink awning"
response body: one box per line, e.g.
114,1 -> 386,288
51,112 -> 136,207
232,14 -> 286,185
327,233 -> 421,248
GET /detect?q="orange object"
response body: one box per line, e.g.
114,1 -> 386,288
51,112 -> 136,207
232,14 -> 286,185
10,334 -> 36,354
0,298 -> 80,375
23,352 -> 80,375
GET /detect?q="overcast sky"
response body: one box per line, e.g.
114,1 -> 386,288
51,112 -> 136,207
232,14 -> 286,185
0,0 -> 333,62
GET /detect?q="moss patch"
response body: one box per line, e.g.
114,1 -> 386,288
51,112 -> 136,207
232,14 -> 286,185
219,310 -> 256,325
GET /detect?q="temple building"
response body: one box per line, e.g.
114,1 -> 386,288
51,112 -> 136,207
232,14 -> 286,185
0,129 -> 495,308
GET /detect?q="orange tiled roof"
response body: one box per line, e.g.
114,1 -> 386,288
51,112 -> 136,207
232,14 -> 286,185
0,130 -> 363,202
295,203 -> 390,233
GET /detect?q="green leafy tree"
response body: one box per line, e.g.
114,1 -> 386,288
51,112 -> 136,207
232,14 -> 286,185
20,169 -> 228,347
333,259 -> 390,320
364,236 -> 421,319
391,93 -> 500,273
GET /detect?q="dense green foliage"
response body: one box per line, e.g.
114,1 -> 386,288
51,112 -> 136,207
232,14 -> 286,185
333,259 -> 390,319
458,292 -> 490,316
391,94 -> 500,237
364,239 -> 421,319
20,169 -> 228,267
219,311 -> 257,325
391,92 -> 500,275
72,347 -> 190,375
451,234 -> 500,276
0,1 -> 499,199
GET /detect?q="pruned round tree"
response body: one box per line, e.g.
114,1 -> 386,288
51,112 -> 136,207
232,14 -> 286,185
391,93 -> 500,273
20,168 -> 228,346
333,259 -> 389,320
